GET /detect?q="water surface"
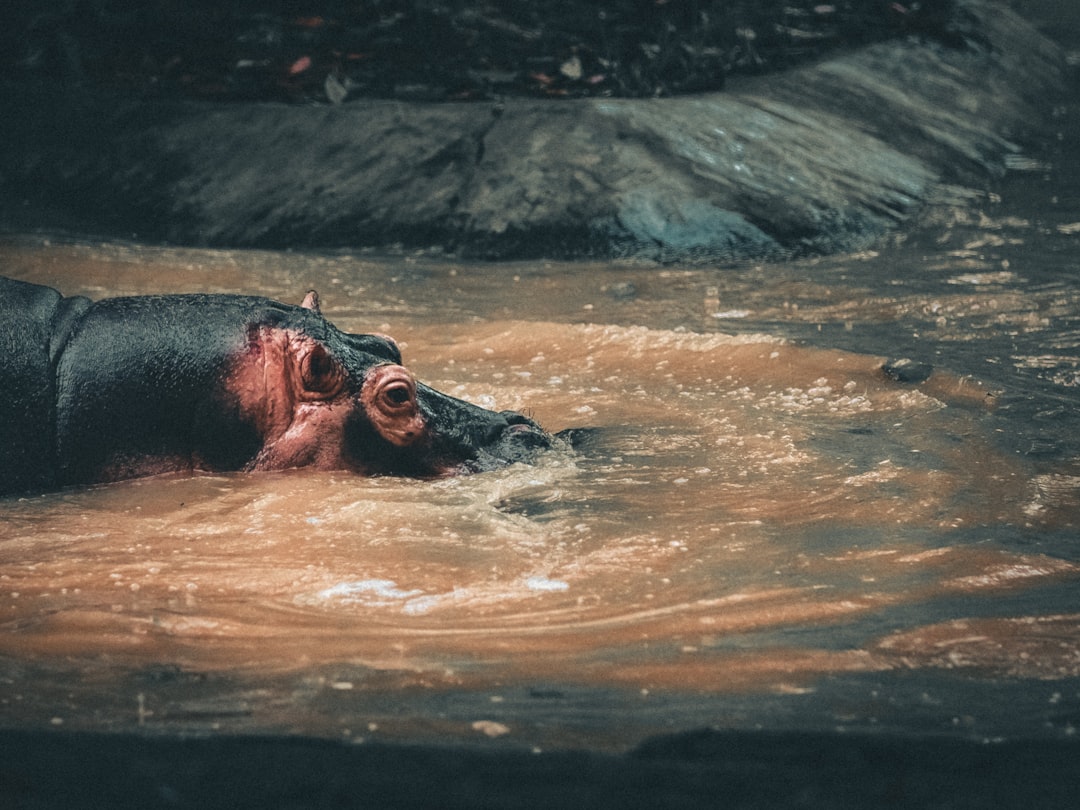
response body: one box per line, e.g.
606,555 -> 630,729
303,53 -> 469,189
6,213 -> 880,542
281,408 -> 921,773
2,95 -> 1080,753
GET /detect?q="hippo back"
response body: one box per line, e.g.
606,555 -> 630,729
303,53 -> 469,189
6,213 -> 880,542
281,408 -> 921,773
52,294 -> 306,486
0,277 -> 91,494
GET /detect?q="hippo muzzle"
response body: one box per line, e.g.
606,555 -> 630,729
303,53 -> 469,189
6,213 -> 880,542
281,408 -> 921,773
0,276 -> 560,495
414,385 -> 555,474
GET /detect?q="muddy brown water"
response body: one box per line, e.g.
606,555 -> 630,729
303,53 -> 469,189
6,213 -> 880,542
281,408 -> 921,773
3,96 -> 1080,756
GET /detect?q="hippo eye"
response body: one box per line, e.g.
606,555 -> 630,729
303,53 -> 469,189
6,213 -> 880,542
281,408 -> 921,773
382,381 -> 413,408
360,364 -> 425,447
301,344 -> 344,397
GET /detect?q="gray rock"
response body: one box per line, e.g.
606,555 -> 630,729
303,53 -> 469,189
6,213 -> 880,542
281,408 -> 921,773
0,0 -> 1065,263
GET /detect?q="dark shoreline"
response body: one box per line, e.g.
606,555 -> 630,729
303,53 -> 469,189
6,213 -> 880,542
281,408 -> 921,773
3,727 -> 1079,809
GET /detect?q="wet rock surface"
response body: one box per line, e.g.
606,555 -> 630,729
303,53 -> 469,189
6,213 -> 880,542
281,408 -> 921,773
0,0 -> 1067,262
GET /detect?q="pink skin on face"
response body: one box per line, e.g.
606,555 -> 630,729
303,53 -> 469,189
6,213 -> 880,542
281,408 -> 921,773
222,324 -> 429,474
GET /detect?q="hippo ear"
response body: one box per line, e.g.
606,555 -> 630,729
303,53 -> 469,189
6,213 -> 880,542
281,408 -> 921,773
300,342 -> 344,397
301,290 -> 322,316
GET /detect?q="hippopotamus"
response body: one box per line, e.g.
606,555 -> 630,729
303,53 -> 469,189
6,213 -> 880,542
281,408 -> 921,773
0,276 -> 557,496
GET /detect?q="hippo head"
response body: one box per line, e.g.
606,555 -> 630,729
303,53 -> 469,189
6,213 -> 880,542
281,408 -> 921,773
226,290 -> 555,478
52,289 -> 558,486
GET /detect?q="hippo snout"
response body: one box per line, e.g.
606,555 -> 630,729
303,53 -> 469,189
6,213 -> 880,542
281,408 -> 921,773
500,412 -> 554,446
498,410 -> 546,436
479,411 -> 559,467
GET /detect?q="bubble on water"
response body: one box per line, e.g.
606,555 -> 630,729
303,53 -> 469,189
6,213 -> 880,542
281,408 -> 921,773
472,720 -> 511,738
948,271 -> 1019,285
400,595 -> 444,615
711,309 -> 750,319
524,576 -> 570,592
316,579 -> 425,604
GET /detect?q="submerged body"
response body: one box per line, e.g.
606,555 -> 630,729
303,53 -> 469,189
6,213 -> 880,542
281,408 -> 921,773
0,276 -> 555,495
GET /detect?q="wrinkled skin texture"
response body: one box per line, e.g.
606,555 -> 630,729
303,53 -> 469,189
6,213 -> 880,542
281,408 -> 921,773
0,277 -> 557,495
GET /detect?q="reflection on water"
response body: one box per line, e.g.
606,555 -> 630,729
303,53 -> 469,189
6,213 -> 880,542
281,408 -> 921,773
3,99 -> 1080,751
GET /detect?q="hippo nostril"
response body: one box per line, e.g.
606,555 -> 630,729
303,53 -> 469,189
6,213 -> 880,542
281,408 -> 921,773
499,410 -> 536,427
488,411 -> 553,454
487,411 -> 536,443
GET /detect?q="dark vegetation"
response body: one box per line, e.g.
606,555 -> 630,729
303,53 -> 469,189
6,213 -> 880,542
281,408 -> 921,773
3,0 -> 969,103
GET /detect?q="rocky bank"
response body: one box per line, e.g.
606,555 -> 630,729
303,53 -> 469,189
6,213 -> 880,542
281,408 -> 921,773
0,0 -> 1066,263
